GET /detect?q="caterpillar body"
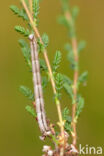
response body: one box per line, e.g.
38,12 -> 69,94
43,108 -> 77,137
29,34 -> 51,137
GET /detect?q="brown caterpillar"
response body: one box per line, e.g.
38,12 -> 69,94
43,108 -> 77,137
29,34 -> 51,137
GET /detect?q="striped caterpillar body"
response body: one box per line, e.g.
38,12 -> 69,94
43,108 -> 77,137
29,34 -> 51,137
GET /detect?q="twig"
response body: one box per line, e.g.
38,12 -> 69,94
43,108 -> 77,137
21,0 -> 65,149
65,11 -> 79,146
28,0 -> 33,15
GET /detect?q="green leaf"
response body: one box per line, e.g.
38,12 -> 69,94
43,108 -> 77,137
10,5 -> 28,21
63,83 -> 73,99
78,71 -> 88,83
39,59 -> 47,71
42,33 -> 49,48
19,39 -> 32,69
64,43 -> 72,52
62,107 -> 69,119
62,74 -> 72,85
25,105 -> 36,117
76,96 -> 84,119
71,6 -> 79,21
15,26 -> 30,37
42,77 -> 48,88
53,51 -> 62,72
62,107 -> 72,133
33,0 -> 40,20
64,122 -> 72,132
60,0 -> 69,12
37,39 -> 44,53
55,73 -> 63,92
58,15 -> 69,28
19,86 -> 34,101
78,40 -> 86,53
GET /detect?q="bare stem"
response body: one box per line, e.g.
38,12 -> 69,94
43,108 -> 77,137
21,0 -> 65,147
28,0 -> 33,15
72,38 -> 78,146
65,12 -> 79,146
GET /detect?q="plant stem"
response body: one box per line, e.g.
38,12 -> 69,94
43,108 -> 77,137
28,0 -> 33,15
21,0 -> 65,145
72,38 -> 78,146
65,11 -> 79,146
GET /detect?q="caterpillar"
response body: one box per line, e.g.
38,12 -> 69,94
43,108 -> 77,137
29,34 -> 51,137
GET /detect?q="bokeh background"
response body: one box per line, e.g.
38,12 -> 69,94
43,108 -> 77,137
0,0 -> 104,155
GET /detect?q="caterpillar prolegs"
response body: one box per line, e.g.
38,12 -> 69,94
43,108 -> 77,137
29,34 -> 51,137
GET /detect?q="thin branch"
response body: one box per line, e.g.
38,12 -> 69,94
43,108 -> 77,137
21,0 -> 65,147
28,0 -> 33,15
65,11 -> 79,146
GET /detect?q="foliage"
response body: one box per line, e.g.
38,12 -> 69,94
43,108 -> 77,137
78,71 -> 88,84
75,96 -> 84,121
53,51 -> 62,72
62,107 -> 72,133
25,105 -> 36,117
42,33 -> 49,48
42,76 -> 48,88
19,39 -> 32,69
19,85 -> 34,101
15,26 -> 30,37
33,0 -> 40,20
10,5 -> 28,21
39,59 -> 48,71
62,74 -> 72,85
78,40 -> 86,54
59,0 -> 88,122
55,73 -> 63,98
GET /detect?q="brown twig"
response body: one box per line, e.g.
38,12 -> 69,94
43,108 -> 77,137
28,0 -> 33,15
21,0 -> 65,152
65,12 -> 79,146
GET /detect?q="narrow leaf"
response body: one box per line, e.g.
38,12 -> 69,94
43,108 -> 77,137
15,26 -> 30,37
53,51 -> 62,72
78,71 -> 88,83
76,96 -> 84,119
19,86 -> 34,101
25,105 -> 36,117
42,33 -> 49,48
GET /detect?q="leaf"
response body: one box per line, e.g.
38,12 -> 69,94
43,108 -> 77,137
63,83 -> 73,99
15,26 -> 30,37
62,107 -> 69,119
78,40 -> 86,53
33,0 -> 40,20
19,39 -> 32,69
78,71 -> 88,83
71,6 -> 79,21
62,107 -> 72,133
10,5 -> 28,21
64,122 -> 72,132
42,77 -> 48,88
64,43 -> 72,52
76,96 -> 84,119
58,15 -> 69,28
39,59 -> 47,71
60,0 -> 69,12
55,73 -> 63,92
42,33 -> 49,48
62,74 -> 72,85
53,51 -> 62,72
37,39 -> 44,53
19,86 -> 34,101
25,105 -> 36,117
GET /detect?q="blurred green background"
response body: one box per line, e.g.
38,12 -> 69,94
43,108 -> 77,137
0,0 -> 104,155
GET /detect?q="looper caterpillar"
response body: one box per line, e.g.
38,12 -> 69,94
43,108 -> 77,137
29,34 -> 51,137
